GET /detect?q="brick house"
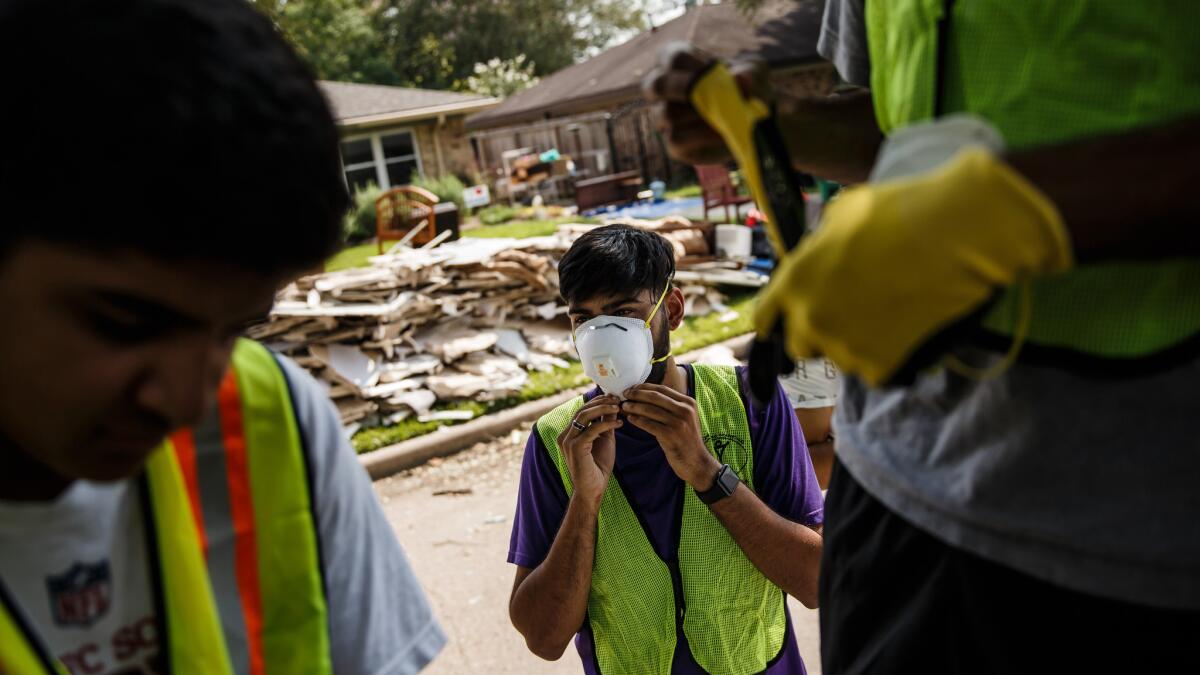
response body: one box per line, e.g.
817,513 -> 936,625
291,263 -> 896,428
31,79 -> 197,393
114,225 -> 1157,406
320,81 -> 499,192
465,0 -> 836,197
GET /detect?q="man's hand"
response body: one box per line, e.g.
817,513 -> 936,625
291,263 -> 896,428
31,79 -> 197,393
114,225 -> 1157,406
510,396 -> 622,659
755,148 -> 1073,386
643,42 -> 766,166
621,384 -> 721,490
622,386 -> 823,606
558,394 -> 622,505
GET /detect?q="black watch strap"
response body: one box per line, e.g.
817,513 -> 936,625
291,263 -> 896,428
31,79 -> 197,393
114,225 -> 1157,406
697,464 -> 739,505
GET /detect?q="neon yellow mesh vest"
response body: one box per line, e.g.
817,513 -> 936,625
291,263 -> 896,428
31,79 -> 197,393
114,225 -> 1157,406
536,365 -> 786,675
0,339 -> 332,675
867,0 -> 1200,365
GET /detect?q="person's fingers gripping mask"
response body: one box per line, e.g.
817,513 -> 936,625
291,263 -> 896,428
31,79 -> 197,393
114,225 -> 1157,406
753,147 -> 1073,387
573,285 -> 671,399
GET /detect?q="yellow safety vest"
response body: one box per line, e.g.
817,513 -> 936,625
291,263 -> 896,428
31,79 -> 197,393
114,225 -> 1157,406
867,0 -> 1200,367
536,365 -> 787,675
0,339 -> 332,675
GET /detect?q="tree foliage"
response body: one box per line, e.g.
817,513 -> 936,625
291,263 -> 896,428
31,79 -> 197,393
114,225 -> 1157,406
253,0 -> 651,90
464,55 -> 540,97
252,0 -> 394,83
378,0 -> 649,90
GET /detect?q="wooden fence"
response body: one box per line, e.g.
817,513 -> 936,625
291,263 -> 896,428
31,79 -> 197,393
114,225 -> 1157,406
470,100 -> 692,205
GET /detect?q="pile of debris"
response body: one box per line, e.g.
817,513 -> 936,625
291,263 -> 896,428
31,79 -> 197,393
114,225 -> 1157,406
249,219 -> 751,433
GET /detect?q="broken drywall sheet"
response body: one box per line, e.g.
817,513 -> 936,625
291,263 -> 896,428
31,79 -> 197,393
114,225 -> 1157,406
248,213 -> 753,431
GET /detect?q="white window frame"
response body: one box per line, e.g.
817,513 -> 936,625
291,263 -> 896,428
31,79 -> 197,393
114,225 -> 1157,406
339,126 -> 424,190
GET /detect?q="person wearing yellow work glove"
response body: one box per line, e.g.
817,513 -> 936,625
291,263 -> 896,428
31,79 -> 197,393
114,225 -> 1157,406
754,146 -> 1074,387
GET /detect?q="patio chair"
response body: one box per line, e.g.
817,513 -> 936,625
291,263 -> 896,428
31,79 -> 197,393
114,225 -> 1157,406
375,186 -> 439,253
696,164 -> 753,224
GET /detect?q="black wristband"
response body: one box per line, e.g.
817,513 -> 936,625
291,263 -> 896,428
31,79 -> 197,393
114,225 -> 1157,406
697,464 -> 739,505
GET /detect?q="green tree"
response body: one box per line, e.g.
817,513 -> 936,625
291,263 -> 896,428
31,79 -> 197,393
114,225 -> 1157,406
253,0 -> 399,84
375,0 -> 649,90
464,55 -> 540,97
253,0 -> 651,89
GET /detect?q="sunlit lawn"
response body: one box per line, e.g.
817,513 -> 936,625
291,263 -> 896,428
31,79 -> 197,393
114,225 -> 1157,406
326,217 -> 594,272
664,183 -> 701,199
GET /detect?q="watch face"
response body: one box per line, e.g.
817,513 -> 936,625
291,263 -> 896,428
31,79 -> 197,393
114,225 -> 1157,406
718,465 -> 739,494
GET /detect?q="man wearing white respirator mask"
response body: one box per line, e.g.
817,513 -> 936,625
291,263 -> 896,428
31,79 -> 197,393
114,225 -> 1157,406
570,274 -> 672,400
507,225 -> 824,674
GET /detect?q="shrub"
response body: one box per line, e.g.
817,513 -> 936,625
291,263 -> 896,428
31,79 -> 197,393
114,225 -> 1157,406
343,182 -> 383,243
477,204 -> 519,225
343,175 -> 468,244
411,173 -> 467,214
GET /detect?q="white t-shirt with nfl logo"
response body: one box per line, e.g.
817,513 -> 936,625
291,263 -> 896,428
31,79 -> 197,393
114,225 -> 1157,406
0,480 -> 158,674
0,356 -> 445,675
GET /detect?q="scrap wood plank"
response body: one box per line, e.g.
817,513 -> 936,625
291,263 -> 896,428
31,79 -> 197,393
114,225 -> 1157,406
271,291 -> 415,317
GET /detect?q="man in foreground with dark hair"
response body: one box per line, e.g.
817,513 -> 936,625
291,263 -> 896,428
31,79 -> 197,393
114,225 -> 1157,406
507,225 -> 824,674
0,1 -> 443,673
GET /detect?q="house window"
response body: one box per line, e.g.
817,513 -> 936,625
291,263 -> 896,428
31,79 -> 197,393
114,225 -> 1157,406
340,129 -> 422,192
341,137 -> 379,192
381,131 -> 419,187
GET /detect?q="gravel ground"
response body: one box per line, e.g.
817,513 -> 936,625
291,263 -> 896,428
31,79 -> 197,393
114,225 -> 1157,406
375,422 -> 822,674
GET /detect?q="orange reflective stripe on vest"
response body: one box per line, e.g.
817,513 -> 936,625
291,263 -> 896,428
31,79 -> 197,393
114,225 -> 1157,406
178,339 -> 332,675
217,367 -> 268,675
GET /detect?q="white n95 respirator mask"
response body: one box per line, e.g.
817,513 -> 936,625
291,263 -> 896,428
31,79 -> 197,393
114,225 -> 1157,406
572,285 -> 671,399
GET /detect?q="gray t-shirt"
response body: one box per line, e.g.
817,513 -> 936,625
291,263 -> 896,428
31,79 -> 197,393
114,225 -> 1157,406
817,0 -> 870,87
820,0 -> 1200,610
279,356 -> 447,672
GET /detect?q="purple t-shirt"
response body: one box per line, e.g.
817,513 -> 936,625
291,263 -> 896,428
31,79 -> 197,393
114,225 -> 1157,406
508,365 -> 824,674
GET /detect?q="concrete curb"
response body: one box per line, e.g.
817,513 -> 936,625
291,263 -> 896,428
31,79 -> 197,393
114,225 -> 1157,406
361,332 -> 755,479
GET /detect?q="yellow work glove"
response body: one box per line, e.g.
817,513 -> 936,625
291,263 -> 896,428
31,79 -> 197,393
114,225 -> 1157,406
754,147 -> 1074,387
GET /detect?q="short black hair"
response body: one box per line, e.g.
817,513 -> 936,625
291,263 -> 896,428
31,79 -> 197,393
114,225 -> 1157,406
0,0 -> 348,274
558,224 -> 675,306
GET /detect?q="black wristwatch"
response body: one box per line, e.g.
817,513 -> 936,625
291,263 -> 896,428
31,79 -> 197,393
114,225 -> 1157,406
697,464 -> 740,505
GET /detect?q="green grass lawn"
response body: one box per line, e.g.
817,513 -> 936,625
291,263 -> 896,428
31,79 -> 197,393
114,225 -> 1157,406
327,217 -> 595,272
460,218 -> 568,239
351,292 -> 756,453
664,183 -> 702,199
325,241 -> 381,272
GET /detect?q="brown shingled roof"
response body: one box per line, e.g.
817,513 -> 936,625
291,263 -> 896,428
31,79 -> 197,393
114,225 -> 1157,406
319,81 -> 495,125
466,1 -> 824,131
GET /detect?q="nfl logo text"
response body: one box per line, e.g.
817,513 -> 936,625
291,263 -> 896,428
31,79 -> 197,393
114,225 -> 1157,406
46,560 -> 112,628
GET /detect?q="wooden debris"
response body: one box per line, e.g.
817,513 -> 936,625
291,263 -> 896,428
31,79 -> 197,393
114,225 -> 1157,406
418,410 -> 477,423
249,217 -> 757,431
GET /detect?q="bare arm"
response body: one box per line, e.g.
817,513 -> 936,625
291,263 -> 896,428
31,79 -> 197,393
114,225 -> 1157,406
794,406 -> 835,491
707,485 -> 824,608
776,89 -> 881,185
509,494 -> 600,660
508,395 -> 621,660
1007,114 -> 1200,262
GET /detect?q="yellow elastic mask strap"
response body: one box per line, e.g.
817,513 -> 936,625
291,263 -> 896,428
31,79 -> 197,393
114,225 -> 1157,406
647,283 -> 672,364
944,280 -> 1033,380
644,282 -> 670,328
